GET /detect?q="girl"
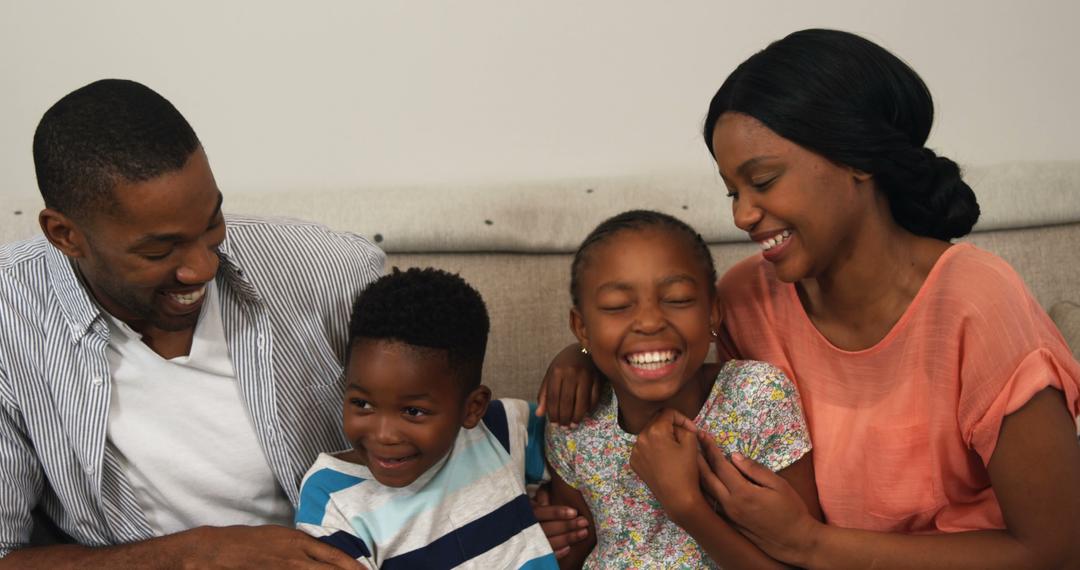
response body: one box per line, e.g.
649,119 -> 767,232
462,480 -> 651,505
545,209 -> 820,569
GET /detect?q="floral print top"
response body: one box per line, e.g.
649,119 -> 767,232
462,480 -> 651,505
546,360 -> 811,569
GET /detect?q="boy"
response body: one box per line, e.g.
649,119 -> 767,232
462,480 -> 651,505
295,268 -> 557,569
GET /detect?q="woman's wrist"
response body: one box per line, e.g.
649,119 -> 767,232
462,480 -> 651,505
788,516 -> 827,569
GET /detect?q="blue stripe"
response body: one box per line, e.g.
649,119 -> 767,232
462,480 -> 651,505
295,468 -> 366,525
525,402 -> 547,484
482,400 -> 510,454
318,530 -> 372,559
520,553 -> 560,569
381,494 -> 538,569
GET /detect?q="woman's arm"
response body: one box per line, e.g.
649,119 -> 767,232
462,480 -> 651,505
536,343 -> 602,426
547,467 -> 596,570
632,409 -> 809,569
700,388 -> 1080,569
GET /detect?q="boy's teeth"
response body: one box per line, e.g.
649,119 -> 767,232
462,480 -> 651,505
626,350 -> 677,369
169,286 -> 206,305
760,230 -> 791,251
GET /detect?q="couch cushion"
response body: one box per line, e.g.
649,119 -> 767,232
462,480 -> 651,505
1051,301 -> 1080,363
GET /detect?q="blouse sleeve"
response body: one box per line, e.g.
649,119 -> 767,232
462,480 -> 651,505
544,415 -> 580,489
951,255 -> 1080,465
735,361 -> 813,472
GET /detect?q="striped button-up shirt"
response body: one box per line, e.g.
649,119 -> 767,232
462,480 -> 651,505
0,215 -> 385,557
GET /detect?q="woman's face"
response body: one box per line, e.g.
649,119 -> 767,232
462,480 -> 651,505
710,112 -> 871,283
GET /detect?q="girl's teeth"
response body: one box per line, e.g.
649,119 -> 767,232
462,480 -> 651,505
626,350 -> 677,368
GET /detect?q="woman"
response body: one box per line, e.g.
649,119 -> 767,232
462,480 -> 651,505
539,29 -> 1080,568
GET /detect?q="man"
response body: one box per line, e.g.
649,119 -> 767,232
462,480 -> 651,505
0,79 -> 382,567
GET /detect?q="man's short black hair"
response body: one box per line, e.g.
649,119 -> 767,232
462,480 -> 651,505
32,79 -> 200,220
348,267 -> 490,392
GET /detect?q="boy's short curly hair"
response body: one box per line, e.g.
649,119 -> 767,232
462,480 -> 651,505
348,267 -> 490,392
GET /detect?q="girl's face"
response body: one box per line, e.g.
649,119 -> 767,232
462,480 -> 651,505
710,112 -> 872,283
571,227 -> 719,405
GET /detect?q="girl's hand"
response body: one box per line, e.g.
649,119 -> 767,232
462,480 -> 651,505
697,434 -> 821,565
630,409 -> 702,522
536,343 -> 602,427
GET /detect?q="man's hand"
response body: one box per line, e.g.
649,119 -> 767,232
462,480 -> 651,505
1,524 -> 365,569
173,525 -> 364,569
530,485 -> 590,558
536,343 -> 602,427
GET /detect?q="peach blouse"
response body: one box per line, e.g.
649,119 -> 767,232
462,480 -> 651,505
717,244 -> 1080,532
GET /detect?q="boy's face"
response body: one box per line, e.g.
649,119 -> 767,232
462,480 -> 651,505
342,339 -> 489,487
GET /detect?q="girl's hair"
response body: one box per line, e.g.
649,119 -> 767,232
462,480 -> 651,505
703,29 -> 980,241
570,209 -> 717,307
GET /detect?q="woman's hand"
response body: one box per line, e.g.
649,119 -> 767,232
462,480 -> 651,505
697,434 -> 821,566
536,343 -> 602,426
630,409 -> 703,523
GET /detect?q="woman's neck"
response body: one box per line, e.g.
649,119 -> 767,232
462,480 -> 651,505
615,362 -> 720,435
798,197 -> 950,350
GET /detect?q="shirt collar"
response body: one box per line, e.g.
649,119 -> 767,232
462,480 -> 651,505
44,242 -> 106,344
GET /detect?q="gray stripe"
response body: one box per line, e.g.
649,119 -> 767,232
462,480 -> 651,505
0,215 -> 384,555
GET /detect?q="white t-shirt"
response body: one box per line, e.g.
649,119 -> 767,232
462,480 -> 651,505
105,281 -> 293,535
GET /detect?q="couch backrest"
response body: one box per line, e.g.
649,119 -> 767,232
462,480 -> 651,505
4,161 -> 1078,400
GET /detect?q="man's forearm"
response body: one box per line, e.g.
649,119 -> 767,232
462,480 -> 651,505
0,533 -> 186,570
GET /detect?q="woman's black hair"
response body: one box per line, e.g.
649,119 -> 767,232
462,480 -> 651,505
570,209 -> 716,307
703,29 -> 979,241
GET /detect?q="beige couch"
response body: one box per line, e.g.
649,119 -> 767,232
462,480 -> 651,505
3,161 -> 1079,403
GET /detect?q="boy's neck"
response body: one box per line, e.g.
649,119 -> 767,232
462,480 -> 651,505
615,362 -> 720,435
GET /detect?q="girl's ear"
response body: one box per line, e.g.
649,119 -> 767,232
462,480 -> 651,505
709,292 -> 722,334
461,385 -> 492,429
569,307 -> 590,353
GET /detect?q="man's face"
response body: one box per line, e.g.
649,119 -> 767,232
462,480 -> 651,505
74,147 -> 225,334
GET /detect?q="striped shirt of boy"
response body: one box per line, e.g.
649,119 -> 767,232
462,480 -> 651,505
296,398 -> 557,569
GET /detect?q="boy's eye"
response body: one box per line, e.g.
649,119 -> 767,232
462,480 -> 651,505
598,304 -> 630,313
664,297 -> 695,306
349,398 -> 372,410
403,407 -> 428,417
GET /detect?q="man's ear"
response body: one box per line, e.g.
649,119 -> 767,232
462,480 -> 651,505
39,208 -> 88,258
851,167 -> 872,183
570,307 -> 590,354
461,384 -> 492,429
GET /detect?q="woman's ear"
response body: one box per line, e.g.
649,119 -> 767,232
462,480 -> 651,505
570,307 -> 590,353
461,385 -> 492,429
39,208 -> 89,258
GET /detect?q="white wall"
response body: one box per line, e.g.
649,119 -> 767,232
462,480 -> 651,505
2,1 -> 1078,205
